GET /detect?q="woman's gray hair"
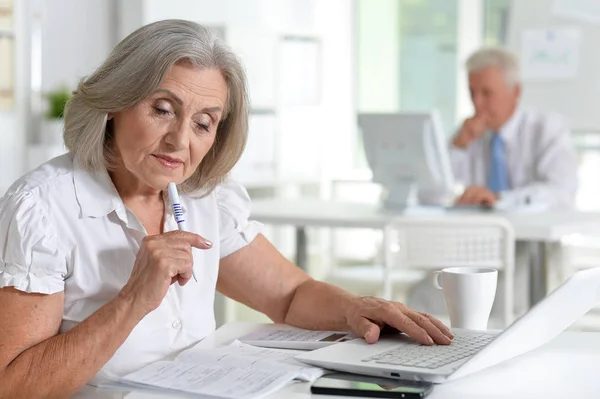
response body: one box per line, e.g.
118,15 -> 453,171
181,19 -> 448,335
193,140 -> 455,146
64,19 -> 248,194
466,47 -> 520,88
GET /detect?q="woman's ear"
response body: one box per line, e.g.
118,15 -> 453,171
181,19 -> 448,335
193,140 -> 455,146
107,113 -> 114,121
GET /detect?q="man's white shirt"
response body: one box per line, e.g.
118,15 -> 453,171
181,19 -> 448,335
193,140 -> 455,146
450,108 -> 578,209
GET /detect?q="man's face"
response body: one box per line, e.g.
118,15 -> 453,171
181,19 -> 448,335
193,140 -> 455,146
469,66 -> 520,130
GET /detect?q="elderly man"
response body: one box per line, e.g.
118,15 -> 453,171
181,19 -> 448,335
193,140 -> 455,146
410,47 -> 578,324
452,47 -> 578,210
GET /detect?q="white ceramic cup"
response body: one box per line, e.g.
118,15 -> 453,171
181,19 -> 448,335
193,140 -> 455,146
431,267 -> 498,330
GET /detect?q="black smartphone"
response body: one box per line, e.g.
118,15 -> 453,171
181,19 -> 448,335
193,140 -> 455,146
310,373 -> 434,398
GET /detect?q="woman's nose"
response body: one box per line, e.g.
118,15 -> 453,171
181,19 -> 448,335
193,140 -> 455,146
164,121 -> 191,150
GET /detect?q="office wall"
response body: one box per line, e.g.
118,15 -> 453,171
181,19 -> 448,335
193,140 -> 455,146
0,0 -> 117,193
0,114 -> 19,192
117,0 -> 357,178
456,0 -> 484,123
0,0 -> 28,193
356,0 -> 400,113
2,0 -> 356,194
309,0 -> 356,176
355,0 -> 482,132
507,0 -> 600,132
41,0 -> 117,92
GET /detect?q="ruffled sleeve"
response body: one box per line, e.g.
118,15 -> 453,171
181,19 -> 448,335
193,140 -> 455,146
0,189 -> 67,294
216,180 -> 263,258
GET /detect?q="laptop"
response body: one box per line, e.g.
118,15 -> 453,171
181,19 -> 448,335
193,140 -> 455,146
296,267 -> 600,383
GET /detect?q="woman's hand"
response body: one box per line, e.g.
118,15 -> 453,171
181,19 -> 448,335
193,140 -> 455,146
344,296 -> 454,346
119,230 -> 213,316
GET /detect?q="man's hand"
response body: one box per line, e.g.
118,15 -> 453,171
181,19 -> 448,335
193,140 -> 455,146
456,186 -> 498,207
453,115 -> 488,149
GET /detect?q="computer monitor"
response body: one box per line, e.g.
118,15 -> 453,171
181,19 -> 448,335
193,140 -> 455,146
358,111 -> 455,209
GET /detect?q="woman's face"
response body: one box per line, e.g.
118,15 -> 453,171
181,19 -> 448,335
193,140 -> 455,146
109,63 -> 228,190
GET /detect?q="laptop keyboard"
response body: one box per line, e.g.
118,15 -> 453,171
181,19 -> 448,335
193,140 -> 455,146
361,330 -> 496,370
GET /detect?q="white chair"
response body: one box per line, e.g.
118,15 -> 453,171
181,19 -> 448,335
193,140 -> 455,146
325,215 -> 516,327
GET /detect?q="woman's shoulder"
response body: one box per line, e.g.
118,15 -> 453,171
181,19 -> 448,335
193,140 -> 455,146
213,179 -> 252,213
206,179 -> 262,258
3,153 -> 75,201
213,179 -> 250,200
0,156 -> 72,295
182,179 -> 252,224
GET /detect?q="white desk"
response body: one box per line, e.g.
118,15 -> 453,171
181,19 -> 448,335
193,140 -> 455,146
249,198 -> 600,305
85,322 -> 600,399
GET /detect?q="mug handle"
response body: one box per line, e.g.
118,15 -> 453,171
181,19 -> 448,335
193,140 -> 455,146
431,271 -> 443,290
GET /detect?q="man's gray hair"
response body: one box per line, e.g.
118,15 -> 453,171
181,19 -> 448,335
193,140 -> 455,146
64,19 -> 249,194
466,47 -> 520,88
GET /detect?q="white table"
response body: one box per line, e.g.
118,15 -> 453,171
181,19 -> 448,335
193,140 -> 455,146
249,198 -> 600,305
85,322 -> 600,399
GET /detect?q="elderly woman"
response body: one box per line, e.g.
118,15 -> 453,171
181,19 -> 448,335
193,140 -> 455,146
0,20 -> 452,397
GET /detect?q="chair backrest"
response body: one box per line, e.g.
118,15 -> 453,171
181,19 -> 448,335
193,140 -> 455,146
380,215 -> 516,326
384,215 -> 515,271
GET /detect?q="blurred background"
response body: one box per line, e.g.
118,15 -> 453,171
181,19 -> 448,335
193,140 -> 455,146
2,0 -> 600,327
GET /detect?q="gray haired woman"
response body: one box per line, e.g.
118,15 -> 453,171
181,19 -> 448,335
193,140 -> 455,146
0,19 -> 452,397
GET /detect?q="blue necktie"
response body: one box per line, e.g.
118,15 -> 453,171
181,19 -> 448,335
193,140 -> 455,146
488,133 -> 509,194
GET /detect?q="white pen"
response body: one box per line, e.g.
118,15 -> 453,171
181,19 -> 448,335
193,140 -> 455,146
167,182 -> 198,282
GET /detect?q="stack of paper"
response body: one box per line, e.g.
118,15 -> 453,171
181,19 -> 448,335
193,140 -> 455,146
99,340 -> 325,398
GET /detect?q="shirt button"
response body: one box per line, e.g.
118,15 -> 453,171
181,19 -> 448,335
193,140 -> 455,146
7,265 -> 18,275
172,320 -> 182,330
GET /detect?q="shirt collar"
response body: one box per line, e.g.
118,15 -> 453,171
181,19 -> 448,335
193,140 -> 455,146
496,107 -> 524,145
73,156 -> 124,218
73,156 -> 188,220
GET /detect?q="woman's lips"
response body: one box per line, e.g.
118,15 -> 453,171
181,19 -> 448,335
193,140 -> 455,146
152,154 -> 183,169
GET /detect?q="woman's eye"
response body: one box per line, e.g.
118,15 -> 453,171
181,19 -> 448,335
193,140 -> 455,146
154,107 -> 170,116
196,123 -> 210,132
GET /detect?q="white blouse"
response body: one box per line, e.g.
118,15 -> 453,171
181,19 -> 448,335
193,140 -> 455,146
0,153 -> 262,384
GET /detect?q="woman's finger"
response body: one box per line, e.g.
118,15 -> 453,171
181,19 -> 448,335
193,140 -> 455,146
153,249 -> 193,261
420,312 -> 454,340
153,254 -> 193,286
405,310 -> 452,345
171,258 -> 193,286
378,305 -> 433,345
351,317 -> 381,344
165,230 -> 213,250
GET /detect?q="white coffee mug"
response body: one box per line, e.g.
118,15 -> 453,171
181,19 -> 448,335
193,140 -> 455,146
431,267 -> 498,330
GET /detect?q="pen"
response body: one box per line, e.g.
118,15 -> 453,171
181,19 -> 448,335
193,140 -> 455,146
167,182 -> 198,282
